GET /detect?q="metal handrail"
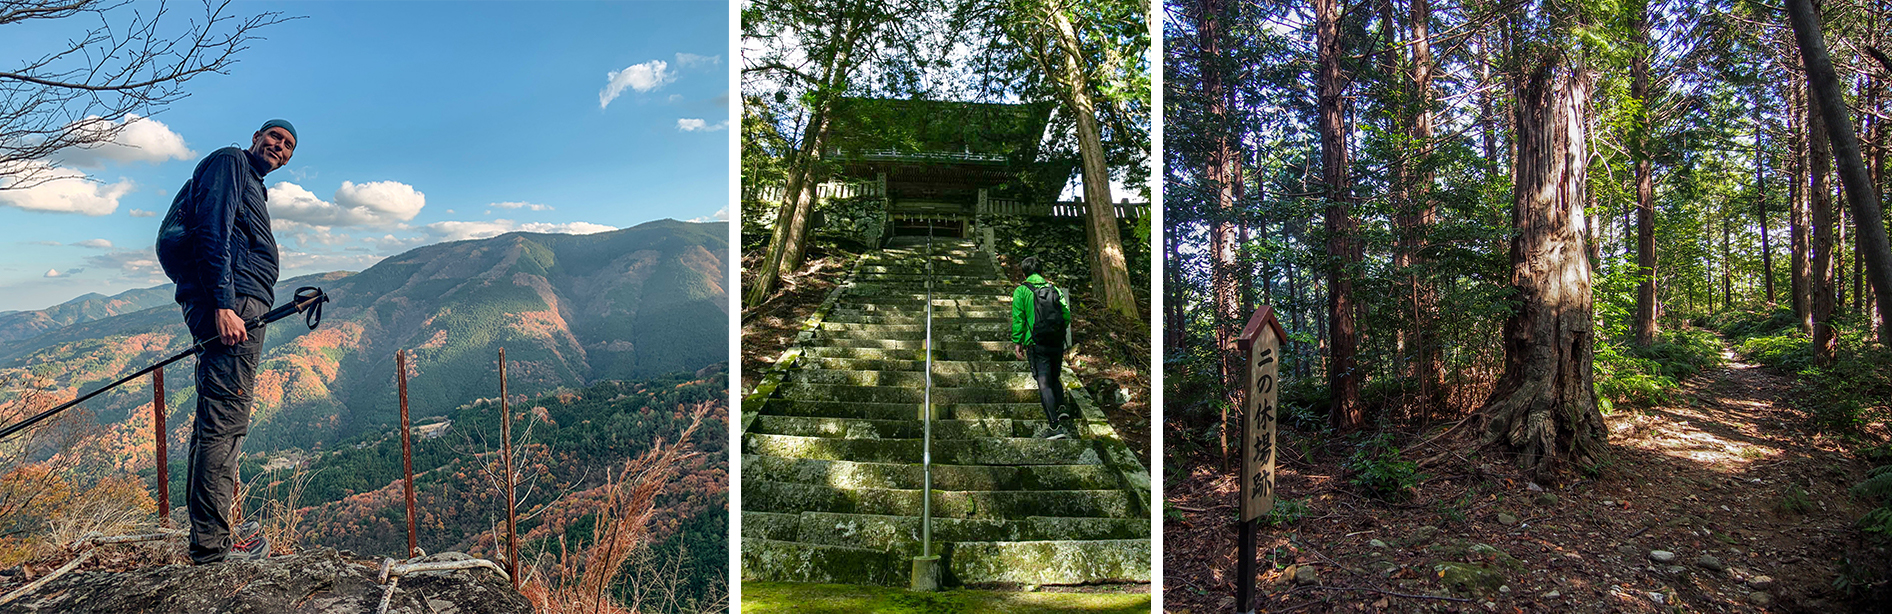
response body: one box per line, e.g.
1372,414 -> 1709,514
921,221 -> 935,560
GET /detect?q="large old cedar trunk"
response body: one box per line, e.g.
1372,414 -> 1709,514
1480,57 -> 1607,480
1197,0 -> 1245,462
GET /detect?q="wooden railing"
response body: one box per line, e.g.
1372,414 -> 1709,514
982,199 -> 1149,219
744,178 -> 886,204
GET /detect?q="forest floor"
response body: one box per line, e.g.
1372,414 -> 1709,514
742,581 -> 1151,613
1163,339 -> 1890,613
739,247 -> 860,395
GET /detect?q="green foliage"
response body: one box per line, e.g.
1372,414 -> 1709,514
1264,497 -> 1309,527
1344,433 -> 1423,502
1778,482 -> 1812,514
1594,328 -> 1724,409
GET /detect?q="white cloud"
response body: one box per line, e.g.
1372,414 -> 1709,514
27,240 -> 60,246
128,209 -> 156,217
600,60 -> 673,108
73,239 -> 112,249
492,201 -> 552,211
422,219 -> 616,242
279,250 -> 386,272
677,118 -> 727,132
54,114 -> 194,168
689,205 -> 729,223
675,53 -> 721,68
83,249 -> 164,281
269,180 -> 426,228
43,269 -> 61,278
0,161 -> 134,216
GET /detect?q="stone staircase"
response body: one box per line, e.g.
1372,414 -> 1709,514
741,237 -> 1150,588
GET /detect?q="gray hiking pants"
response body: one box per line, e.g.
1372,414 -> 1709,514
180,295 -> 267,564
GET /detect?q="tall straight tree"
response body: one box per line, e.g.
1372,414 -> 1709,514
1480,44 -> 1607,480
1755,97 -> 1775,303
1193,0 -> 1245,461
1807,77 -> 1838,364
1786,0 -> 1892,345
1789,81 -> 1813,331
744,0 -> 885,307
1316,0 -> 1362,430
1005,0 -> 1143,320
1631,2 -> 1659,346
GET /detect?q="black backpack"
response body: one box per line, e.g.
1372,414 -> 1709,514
1030,283 -> 1066,347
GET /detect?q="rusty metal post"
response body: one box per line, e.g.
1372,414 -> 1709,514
154,369 -> 169,526
398,350 -> 417,558
498,348 -> 518,587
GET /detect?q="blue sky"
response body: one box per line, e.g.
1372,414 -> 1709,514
0,1 -> 728,312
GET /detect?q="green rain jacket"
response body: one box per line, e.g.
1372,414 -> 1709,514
1011,273 -> 1072,347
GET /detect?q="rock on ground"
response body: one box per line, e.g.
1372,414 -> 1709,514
4,548 -> 529,614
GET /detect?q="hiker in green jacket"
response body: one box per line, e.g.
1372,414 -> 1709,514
1011,256 -> 1073,439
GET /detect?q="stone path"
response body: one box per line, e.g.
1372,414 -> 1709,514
741,237 -> 1150,588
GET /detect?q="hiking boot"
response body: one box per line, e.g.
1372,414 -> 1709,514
1045,428 -> 1070,440
227,520 -> 271,561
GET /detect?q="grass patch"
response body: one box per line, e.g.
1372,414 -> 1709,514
742,582 -> 1150,614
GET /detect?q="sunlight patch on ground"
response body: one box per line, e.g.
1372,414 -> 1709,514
1607,413 -> 1781,473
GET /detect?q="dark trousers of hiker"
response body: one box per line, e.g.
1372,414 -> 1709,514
180,296 -> 267,564
1026,342 -> 1065,424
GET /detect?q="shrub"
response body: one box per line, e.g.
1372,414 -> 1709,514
1345,433 -> 1423,502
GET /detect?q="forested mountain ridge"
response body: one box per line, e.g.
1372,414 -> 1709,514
1,219 -> 728,457
0,284 -> 177,345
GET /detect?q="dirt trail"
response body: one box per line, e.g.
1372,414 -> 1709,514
1163,341 -> 1885,613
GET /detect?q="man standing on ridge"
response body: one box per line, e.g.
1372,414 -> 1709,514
156,119 -> 296,564
1011,256 -> 1074,440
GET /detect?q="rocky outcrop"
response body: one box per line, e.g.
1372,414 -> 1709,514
3,548 -> 529,614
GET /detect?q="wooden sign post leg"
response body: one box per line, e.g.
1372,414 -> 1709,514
1237,516 -> 1258,613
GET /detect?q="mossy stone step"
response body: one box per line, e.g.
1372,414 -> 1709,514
775,383 -> 1037,404
740,538 -> 900,586
743,433 -> 1102,465
857,265 -> 995,274
787,369 -> 1036,390
805,357 -> 1027,373
949,539 -> 1152,585
818,322 -> 1009,334
799,346 -> 1015,362
743,512 -> 1147,558
757,400 -> 1043,421
802,339 -> 1016,353
810,328 -> 1009,342
748,415 -> 1042,439
822,312 -> 1008,325
821,309 -> 1013,322
741,455 -> 1123,491
847,291 -> 1013,302
741,481 -> 1139,519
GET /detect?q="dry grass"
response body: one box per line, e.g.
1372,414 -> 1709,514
521,403 -> 712,614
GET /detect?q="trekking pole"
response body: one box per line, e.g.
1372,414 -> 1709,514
0,287 -> 331,443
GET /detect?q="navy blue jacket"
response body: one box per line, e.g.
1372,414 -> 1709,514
156,147 -> 279,310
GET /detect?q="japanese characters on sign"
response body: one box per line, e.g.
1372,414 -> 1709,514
1238,307 -> 1283,523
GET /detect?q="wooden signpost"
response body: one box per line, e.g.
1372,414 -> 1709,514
1234,306 -> 1285,614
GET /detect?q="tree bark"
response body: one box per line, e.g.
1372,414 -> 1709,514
1787,0 -> 1892,346
1480,55 -> 1606,481
746,11 -> 864,307
1632,7 -> 1658,345
1757,98 -> 1776,303
1394,0 -> 1440,404
1044,2 -> 1140,320
1790,83 -> 1812,330
1197,0 -> 1243,464
1807,80 -> 1838,365
1316,0 -> 1362,431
